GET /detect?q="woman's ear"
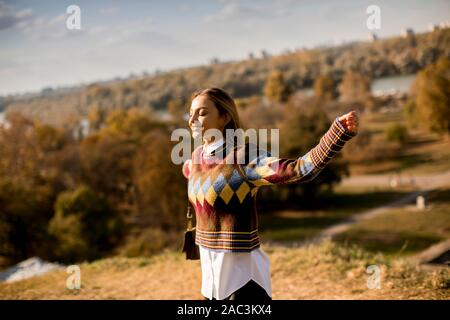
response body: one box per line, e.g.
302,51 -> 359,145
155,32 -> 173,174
222,113 -> 232,128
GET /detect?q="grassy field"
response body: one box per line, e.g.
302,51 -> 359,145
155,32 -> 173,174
259,186 -> 416,243
334,188 -> 450,257
0,240 -> 448,300
349,109 -> 450,176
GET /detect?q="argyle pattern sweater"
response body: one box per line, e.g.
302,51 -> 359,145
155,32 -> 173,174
182,118 -> 356,252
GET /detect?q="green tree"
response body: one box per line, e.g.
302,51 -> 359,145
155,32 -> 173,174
48,185 -> 124,263
0,180 -> 55,266
385,123 -> 408,144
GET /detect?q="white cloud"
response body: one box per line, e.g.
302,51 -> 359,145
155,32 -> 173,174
0,2 -> 33,30
178,3 -> 191,12
204,2 -> 260,23
95,18 -> 161,46
17,14 -> 86,40
99,7 -> 119,16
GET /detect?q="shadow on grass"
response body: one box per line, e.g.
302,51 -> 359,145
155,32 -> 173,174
428,188 -> 450,204
360,153 -> 431,175
259,189 -> 414,242
317,189 -> 413,212
259,216 -> 343,241
334,231 -> 443,256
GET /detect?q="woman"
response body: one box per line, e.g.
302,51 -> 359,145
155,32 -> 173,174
182,87 -> 358,300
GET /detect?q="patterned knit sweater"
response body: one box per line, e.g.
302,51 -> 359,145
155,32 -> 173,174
182,118 -> 356,252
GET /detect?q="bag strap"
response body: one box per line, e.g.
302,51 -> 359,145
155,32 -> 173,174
186,201 -> 194,230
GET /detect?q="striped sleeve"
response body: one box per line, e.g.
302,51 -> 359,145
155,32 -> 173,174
242,118 -> 356,186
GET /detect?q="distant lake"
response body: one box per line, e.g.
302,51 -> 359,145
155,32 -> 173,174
297,73 -> 417,97
371,74 -> 416,96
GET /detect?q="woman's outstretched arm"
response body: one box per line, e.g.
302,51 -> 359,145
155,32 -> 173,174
241,112 -> 358,186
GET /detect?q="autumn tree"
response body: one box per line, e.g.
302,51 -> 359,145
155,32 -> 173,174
314,75 -> 338,102
339,71 -> 371,102
264,70 -> 292,103
412,57 -> 450,135
88,105 -> 107,131
0,113 -> 76,266
167,98 -> 186,123
132,130 -> 187,230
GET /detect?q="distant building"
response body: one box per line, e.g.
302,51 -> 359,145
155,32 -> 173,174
429,23 -> 440,32
209,57 -> 220,65
0,112 -> 11,129
41,87 -> 54,96
428,21 -> 449,32
440,21 -> 450,29
260,50 -> 270,59
72,118 -> 90,140
369,32 -> 378,42
401,28 -> 414,38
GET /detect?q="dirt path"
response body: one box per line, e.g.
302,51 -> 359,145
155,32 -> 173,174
340,170 -> 450,189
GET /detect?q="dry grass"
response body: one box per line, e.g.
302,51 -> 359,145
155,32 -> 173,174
1,241 -> 448,300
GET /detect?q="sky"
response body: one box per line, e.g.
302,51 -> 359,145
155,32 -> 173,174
0,0 -> 449,96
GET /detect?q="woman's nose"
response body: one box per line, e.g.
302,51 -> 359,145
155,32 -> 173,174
189,114 -> 197,127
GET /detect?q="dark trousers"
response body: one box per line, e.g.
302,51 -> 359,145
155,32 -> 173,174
204,280 -> 272,301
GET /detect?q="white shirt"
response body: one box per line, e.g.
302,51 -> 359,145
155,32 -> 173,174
199,245 -> 272,300
200,138 -> 272,300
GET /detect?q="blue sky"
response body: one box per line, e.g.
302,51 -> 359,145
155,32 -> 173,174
0,0 -> 449,96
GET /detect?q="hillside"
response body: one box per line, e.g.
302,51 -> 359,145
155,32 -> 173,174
1,28 -> 449,126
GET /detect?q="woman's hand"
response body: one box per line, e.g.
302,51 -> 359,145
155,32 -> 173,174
338,111 -> 358,134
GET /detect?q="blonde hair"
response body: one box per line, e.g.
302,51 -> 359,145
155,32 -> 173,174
191,87 -> 241,132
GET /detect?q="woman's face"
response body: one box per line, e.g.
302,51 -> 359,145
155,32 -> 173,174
189,94 -> 230,141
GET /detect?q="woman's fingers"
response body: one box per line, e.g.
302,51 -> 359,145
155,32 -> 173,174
339,111 -> 358,133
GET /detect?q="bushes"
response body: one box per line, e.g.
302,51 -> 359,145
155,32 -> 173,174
385,123 -> 409,144
120,228 -> 182,258
0,180 -> 54,266
48,185 -> 124,263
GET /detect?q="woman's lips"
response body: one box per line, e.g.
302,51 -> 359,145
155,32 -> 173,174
191,127 -> 202,137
